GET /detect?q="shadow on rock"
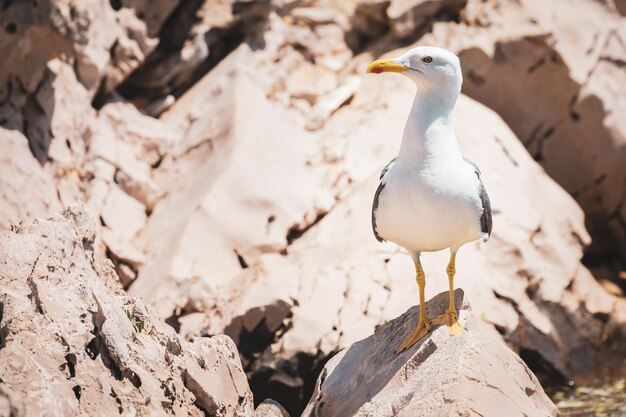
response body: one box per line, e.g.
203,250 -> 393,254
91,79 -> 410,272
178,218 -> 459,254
302,290 -> 559,417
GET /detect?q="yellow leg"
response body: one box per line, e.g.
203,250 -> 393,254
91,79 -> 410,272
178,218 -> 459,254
432,253 -> 464,335
396,261 -> 431,353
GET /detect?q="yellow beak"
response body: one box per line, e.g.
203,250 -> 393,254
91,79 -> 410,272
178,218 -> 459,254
367,59 -> 408,74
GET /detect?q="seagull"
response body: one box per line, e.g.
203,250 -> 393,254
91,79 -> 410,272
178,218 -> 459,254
367,46 -> 492,353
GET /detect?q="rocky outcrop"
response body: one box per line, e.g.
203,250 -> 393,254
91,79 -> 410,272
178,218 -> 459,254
0,129 -> 62,230
117,0 -> 272,103
0,205 -> 253,416
302,291 -> 559,417
1,0 -> 626,415
180,63 -> 626,412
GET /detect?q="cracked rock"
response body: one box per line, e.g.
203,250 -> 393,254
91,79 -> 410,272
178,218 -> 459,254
302,291 -> 559,417
0,205 -> 253,417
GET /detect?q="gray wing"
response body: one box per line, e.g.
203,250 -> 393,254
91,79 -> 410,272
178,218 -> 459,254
465,157 -> 492,237
372,158 -> 396,242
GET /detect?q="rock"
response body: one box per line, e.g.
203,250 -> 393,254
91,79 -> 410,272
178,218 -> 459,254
291,7 -> 348,28
101,185 -> 147,240
253,399 -> 291,417
0,0 -> 168,97
0,204 -> 253,416
351,0 -> 391,39
0,129 -> 62,231
387,0 -> 467,39
197,74 -> 626,413
306,75 -> 361,130
117,0 -> 272,101
302,291 -> 559,417
129,44 -> 335,318
286,64 -> 338,105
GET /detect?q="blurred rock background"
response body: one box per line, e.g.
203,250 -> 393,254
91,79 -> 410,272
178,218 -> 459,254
0,0 -> 625,416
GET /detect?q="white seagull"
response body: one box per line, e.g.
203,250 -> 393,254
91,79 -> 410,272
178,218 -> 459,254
367,46 -> 492,353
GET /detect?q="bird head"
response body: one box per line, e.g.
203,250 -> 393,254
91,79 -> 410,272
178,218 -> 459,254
367,46 -> 462,94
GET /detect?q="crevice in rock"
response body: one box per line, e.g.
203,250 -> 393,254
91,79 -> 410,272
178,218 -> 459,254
104,0 -> 271,110
98,341 -> 124,381
233,249 -> 249,269
72,384 -> 81,400
0,301 -> 4,349
286,209 -> 329,245
165,312 -> 181,333
247,350 -> 337,417
62,353 -> 77,379
85,336 -> 100,360
110,388 -> 123,414
519,348 -> 569,387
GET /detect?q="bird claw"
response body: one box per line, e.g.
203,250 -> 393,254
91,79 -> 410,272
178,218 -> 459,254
395,319 -> 431,353
432,310 -> 464,336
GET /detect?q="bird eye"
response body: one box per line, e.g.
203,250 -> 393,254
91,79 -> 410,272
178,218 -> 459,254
422,56 -> 433,63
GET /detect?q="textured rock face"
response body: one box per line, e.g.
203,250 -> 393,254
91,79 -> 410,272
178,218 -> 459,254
302,291 -> 559,417
186,69 -> 626,411
0,129 -> 62,229
1,0 -> 626,415
0,205 -> 253,417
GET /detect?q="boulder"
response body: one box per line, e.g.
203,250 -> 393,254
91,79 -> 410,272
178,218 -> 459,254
128,45 -> 336,317
0,129 -> 62,231
0,204 -> 253,416
193,72 -> 626,413
117,0 -> 272,101
302,291 -> 559,417
0,0 -> 169,97
253,399 -> 291,417
386,0 -> 467,39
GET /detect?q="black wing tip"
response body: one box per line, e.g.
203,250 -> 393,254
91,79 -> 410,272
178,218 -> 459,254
372,181 -> 386,242
479,185 -> 492,237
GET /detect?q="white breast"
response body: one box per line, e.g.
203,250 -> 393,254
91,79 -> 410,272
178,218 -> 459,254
375,159 -> 483,253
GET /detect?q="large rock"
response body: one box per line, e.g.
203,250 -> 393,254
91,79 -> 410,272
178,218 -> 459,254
117,0 -> 272,101
0,204 -> 253,416
302,291 -> 559,417
192,71 -> 626,413
387,0 -> 467,39
128,45 -> 336,318
0,0 -> 172,97
0,129 -> 62,230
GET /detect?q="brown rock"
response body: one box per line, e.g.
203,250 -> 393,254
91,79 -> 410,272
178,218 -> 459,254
129,45 -> 335,317
118,0 -> 272,100
351,0 -> 391,38
253,399 -> 291,417
286,64 -> 338,105
0,204 -> 253,416
387,0 -> 467,39
0,0 -> 166,97
302,291 -> 559,417
291,7 -> 348,28
0,129 -> 62,231
101,185 -> 147,240
197,75 -> 626,411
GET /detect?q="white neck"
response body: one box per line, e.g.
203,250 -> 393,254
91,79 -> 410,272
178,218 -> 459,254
396,88 -> 462,168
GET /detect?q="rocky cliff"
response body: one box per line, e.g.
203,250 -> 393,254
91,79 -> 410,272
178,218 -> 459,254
1,0 -> 625,416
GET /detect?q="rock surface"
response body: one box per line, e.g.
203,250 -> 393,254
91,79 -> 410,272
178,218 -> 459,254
187,70 -> 626,411
0,205 -> 253,417
302,291 -> 559,417
1,0 -> 626,415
